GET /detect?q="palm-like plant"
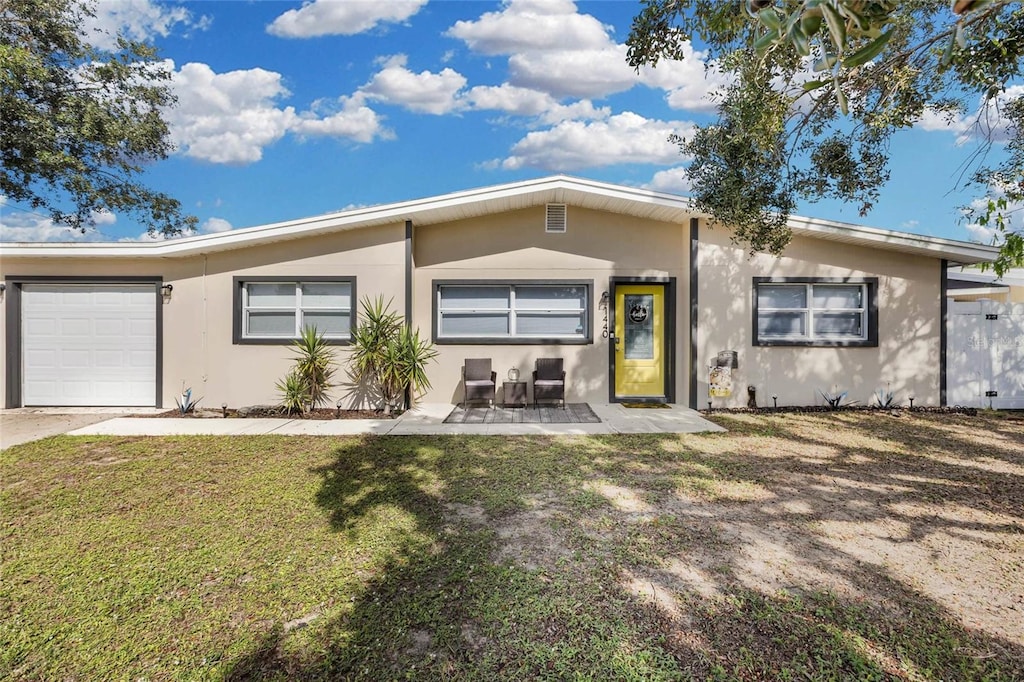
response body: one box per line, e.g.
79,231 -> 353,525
280,326 -> 337,414
350,296 -> 437,413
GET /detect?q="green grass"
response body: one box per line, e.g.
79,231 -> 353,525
2,413 -> 1022,680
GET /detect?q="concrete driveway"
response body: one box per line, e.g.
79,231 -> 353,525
1,408 -> 160,450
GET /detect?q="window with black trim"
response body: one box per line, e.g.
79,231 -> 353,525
753,278 -> 878,346
434,281 -> 591,344
233,277 -> 354,344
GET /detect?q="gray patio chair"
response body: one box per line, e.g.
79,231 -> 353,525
463,358 -> 496,407
533,358 -> 566,408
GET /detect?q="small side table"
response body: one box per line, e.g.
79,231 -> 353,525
502,381 -> 527,407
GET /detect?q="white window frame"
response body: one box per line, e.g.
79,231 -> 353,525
755,280 -> 875,346
236,278 -> 354,343
434,281 -> 591,344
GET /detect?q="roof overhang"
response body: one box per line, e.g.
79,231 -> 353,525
0,175 -> 999,265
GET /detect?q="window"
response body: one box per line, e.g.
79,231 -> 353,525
434,281 -> 591,344
753,278 -> 877,346
233,277 -> 354,344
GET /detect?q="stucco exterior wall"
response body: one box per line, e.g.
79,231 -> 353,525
696,226 -> 943,408
412,205 -> 691,405
1,223 -> 404,408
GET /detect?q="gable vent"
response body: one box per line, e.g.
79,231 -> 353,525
545,203 -> 567,233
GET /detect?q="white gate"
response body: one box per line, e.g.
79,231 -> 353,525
948,299 -> 1024,409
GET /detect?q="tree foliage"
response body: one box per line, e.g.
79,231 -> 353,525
0,0 -> 195,236
627,0 -> 1024,272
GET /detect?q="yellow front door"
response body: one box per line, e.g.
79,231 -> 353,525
614,284 -> 666,399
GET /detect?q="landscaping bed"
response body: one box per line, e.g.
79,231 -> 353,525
3,412 -> 1021,679
145,406 -> 394,419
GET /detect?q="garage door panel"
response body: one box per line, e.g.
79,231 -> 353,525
21,284 -> 157,406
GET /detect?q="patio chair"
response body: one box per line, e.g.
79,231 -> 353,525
533,357 -> 566,408
463,358 -> 496,407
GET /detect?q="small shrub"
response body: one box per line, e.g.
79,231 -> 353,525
174,383 -> 202,415
819,388 -> 855,410
874,385 -> 899,409
350,296 -> 437,413
276,370 -> 310,416
275,326 -> 337,415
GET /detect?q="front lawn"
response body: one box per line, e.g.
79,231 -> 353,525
2,412 -> 1022,680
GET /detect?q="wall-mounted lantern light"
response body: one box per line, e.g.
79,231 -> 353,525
160,283 -> 174,299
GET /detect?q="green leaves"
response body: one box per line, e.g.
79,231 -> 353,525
0,0 -> 194,237
625,0 -> 1024,271
350,296 -> 437,412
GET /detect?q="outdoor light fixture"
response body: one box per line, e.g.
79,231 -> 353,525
0,283 -> 6,293
772,394 -> 778,410
599,291 -> 610,307
160,283 -> 173,298
221,402 -> 228,418
908,395 -> 915,409
336,398 -> 344,418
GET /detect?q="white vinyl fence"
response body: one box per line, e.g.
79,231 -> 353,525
948,299 -> 1024,409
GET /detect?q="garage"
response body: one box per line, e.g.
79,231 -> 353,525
15,282 -> 159,407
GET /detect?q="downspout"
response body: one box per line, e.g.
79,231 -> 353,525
940,258 -> 948,407
689,217 -> 699,409
202,254 -> 209,390
404,220 -> 413,409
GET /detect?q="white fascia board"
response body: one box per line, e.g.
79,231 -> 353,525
948,286 -> 1011,296
0,175 -> 697,259
786,215 -> 998,264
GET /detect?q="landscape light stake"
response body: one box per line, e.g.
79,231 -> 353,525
221,402 -> 228,418
336,398 -> 344,418
707,400 -> 712,413
909,396 -> 915,410
772,394 -> 778,410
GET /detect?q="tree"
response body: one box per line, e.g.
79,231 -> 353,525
626,0 -> 1024,273
0,0 -> 196,236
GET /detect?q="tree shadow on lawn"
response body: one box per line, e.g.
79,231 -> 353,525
224,425 -> 1024,680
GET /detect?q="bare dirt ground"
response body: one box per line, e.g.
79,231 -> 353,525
453,411 -> 1024,651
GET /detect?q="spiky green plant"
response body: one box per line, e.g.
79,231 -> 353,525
288,326 -> 337,412
349,296 -> 437,413
276,370 -> 310,416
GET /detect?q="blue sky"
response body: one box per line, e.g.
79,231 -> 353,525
0,0 -> 1014,244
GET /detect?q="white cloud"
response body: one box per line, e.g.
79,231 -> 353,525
448,0 -> 722,109
499,112 -> 693,171
166,61 -> 388,164
201,217 -> 232,233
85,0 -> 210,50
643,167 -> 692,194
465,84 -> 608,123
637,43 -> 731,113
0,203 -> 110,242
360,55 -> 467,115
294,94 -> 392,142
918,85 -> 1024,144
267,0 -> 427,38
446,0 -> 611,55
962,189 -> 1024,244
508,46 -> 637,99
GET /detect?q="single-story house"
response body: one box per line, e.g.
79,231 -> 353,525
0,175 -> 998,410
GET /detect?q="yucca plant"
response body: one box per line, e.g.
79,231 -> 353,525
289,325 -> 337,411
276,370 -> 310,416
349,295 -> 437,414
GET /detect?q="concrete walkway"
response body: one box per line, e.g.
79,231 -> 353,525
27,402 -> 723,439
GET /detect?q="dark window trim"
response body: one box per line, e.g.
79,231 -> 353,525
608,276 -> 677,404
752,276 -> 879,347
431,279 -> 594,345
232,276 -> 356,346
4,276 -> 164,408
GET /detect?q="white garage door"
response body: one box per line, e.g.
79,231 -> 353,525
22,284 -> 157,406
